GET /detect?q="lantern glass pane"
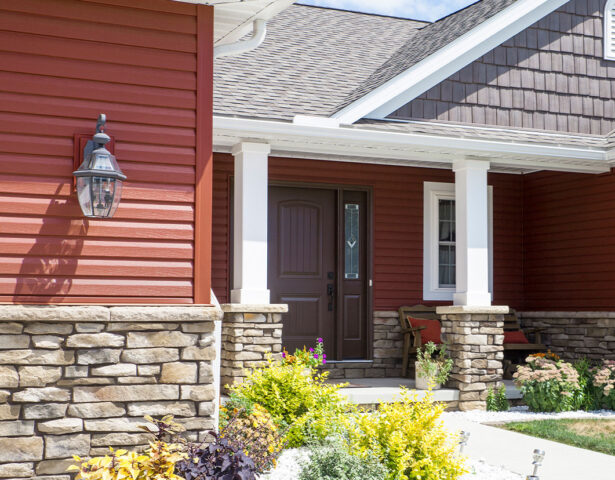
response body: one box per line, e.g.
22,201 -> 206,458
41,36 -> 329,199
76,177 -> 93,217
91,153 -> 114,171
91,176 -> 118,218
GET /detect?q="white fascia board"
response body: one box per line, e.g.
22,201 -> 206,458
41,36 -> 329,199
213,116 -> 607,167
332,0 -> 569,124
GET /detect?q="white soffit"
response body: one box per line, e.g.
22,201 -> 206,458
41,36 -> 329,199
213,116 -> 610,174
173,0 -> 295,44
332,0 -> 570,124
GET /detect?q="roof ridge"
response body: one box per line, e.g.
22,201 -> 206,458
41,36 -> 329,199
431,0 -> 484,23
293,3 -> 431,23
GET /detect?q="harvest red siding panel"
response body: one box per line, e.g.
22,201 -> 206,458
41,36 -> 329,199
524,170 -> 615,310
0,0 -> 213,303
212,154 -> 524,310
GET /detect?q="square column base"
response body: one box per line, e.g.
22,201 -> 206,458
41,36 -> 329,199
230,289 -> 270,305
453,291 -> 492,307
438,308 -> 506,411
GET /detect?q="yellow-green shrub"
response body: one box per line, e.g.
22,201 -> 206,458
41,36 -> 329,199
229,355 -> 351,447
70,442 -> 186,480
347,389 -> 466,480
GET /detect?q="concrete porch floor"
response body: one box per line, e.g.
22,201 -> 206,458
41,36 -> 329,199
331,377 -> 521,406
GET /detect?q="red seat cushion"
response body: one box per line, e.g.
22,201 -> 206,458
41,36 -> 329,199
407,317 -> 442,345
504,330 -> 529,344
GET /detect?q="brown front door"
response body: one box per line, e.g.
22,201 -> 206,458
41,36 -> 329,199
268,185 -> 369,360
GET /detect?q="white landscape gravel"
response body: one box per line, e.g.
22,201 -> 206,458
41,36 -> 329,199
442,406 -> 615,424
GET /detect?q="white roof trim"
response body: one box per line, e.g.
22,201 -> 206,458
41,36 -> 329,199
213,116 -> 610,174
332,0 -> 570,124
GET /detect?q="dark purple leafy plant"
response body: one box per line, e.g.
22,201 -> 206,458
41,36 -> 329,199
175,432 -> 257,480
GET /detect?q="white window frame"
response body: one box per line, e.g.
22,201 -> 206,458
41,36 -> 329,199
423,181 -> 493,301
605,0 -> 615,61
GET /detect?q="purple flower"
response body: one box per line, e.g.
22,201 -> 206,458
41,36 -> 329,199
317,338 -> 323,343
323,359 -> 327,365
309,348 -> 314,352
282,352 -> 286,358
323,354 -> 327,359
314,354 -> 319,359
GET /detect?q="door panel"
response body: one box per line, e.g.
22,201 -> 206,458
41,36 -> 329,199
268,187 -> 336,356
268,185 -> 369,360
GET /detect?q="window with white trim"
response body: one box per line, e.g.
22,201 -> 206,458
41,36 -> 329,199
605,0 -> 615,60
423,182 -> 493,301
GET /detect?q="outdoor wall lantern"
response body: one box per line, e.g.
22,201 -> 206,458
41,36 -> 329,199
73,114 -> 126,219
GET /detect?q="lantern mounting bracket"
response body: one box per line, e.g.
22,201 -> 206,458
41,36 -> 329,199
83,114 -> 108,160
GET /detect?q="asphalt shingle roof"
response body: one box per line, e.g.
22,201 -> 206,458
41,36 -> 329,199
214,5 -> 427,120
214,1 -> 520,120
337,0 -> 518,111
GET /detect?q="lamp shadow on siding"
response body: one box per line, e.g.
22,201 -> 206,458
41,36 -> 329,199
12,184 -> 87,303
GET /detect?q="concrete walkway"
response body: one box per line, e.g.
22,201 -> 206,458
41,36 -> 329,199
334,377 -> 521,405
443,414 -> 615,480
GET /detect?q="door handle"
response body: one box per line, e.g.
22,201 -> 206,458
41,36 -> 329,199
327,284 -> 335,311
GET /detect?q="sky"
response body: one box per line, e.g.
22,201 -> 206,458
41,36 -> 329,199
296,0 -> 476,22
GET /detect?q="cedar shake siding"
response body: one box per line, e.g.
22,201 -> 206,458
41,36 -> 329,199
523,170 -> 615,310
390,0 -> 615,135
211,154 -> 524,311
0,0 -> 213,304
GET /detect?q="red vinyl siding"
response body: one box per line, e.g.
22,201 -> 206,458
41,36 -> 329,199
523,170 -> 615,310
0,0 -> 213,303
212,154 -> 524,310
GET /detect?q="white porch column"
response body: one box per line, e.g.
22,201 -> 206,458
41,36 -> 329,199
230,142 -> 271,304
453,159 -> 491,307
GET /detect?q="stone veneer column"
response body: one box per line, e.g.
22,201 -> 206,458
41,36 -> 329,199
0,305 -> 222,479
437,306 -> 507,411
220,304 -> 287,389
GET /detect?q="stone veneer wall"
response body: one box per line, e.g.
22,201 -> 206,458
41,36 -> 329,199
220,305 -> 286,389
519,312 -> 615,361
0,305 -> 222,480
438,307 -> 506,411
371,311 -> 404,377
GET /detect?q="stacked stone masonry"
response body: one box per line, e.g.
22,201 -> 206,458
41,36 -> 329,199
220,305 -> 286,389
438,308 -> 505,411
520,311 -> 615,362
0,305 -> 222,480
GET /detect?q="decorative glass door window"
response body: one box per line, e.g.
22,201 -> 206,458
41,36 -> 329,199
438,199 -> 455,287
344,203 -> 360,279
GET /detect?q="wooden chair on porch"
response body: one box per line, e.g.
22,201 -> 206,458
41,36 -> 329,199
398,305 -> 548,378
398,305 -> 442,377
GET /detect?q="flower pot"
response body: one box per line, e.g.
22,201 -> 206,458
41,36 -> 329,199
415,362 -> 442,390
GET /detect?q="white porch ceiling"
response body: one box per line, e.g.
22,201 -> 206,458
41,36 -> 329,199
213,116 -> 611,175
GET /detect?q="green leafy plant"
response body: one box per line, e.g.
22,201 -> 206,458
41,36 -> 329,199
230,354 -> 352,447
574,358 -> 599,411
299,437 -> 387,480
486,385 -> 509,412
416,342 -> 453,386
346,389 -> 467,480
514,356 -> 582,412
